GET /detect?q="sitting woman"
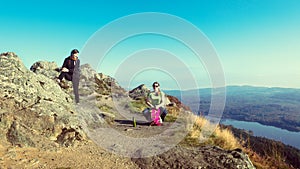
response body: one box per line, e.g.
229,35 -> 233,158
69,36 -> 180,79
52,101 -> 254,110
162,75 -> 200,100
145,81 -> 168,124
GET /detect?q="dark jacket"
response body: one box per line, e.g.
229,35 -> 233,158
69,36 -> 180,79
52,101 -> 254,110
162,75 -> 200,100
62,56 -> 78,75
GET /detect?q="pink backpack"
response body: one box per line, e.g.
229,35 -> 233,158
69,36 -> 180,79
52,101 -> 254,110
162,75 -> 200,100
151,108 -> 162,126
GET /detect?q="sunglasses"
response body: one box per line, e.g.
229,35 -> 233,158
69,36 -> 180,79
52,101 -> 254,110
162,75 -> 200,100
154,85 -> 160,88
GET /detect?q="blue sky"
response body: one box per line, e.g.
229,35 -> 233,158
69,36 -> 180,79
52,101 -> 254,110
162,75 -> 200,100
1,0 -> 299,89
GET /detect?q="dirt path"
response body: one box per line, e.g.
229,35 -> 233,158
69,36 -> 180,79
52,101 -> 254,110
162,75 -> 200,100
0,140 -> 138,169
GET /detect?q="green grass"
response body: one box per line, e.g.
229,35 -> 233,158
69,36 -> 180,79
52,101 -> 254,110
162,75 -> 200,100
127,99 -> 148,113
98,104 -> 114,114
164,114 -> 177,122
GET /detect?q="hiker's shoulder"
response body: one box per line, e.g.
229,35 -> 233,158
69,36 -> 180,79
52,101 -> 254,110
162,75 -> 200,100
159,91 -> 165,96
65,56 -> 71,60
63,56 -> 70,62
147,91 -> 155,96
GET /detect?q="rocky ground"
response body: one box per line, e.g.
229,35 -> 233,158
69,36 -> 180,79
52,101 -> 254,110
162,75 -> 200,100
0,120 -> 254,169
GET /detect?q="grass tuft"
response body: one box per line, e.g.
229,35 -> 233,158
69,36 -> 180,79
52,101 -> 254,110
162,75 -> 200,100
182,114 -> 241,150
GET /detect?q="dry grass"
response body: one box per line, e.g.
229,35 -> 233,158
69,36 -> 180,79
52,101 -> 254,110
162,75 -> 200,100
166,106 -> 181,117
188,115 -> 207,139
213,125 -> 240,149
242,148 -> 291,169
184,114 -> 240,150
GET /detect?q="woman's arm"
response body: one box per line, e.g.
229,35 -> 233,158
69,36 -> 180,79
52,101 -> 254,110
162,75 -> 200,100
146,93 -> 154,108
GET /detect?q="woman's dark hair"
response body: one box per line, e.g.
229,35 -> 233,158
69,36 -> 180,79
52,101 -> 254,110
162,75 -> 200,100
71,49 -> 79,55
152,81 -> 160,88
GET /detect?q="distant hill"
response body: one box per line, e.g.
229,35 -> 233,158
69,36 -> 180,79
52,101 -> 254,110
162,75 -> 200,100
222,124 -> 300,169
165,86 -> 300,132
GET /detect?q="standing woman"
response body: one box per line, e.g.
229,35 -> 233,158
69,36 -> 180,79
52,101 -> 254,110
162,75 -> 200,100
57,49 -> 80,103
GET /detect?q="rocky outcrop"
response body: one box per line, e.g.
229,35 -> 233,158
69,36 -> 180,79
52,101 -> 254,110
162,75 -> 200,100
166,95 -> 191,111
0,52 -> 130,147
133,146 -> 255,169
129,84 -> 150,100
0,52 -> 74,112
30,61 -> 60,78
30,61 -> 127,99
0,52 -> 85,148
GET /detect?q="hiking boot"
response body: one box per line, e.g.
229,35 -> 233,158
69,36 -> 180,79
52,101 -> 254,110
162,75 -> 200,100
149,121 -> 162,126
150,121 -> 156,126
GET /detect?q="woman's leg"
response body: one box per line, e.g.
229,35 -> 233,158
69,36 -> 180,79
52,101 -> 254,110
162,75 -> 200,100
72,76 -> 80,103
160,107 -> 168,122
58,72 -> 72,81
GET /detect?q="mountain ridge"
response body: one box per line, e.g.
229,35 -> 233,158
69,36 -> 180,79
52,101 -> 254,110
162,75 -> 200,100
0,52 -> 265,168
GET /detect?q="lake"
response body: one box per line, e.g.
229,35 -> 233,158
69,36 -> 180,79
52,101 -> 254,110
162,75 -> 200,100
221,119 -> 300,149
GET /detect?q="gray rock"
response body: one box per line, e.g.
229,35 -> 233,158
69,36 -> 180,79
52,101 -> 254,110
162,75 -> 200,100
30,61 -> 60,78
133,145 -> 256,169
0,52 -> 85,147
0,52 -> 129,148
56,127 -> 83,147
6,121 -> 35,147
0,53 -> 74,109
129,84 -> 150,100
80,64 -> 100,81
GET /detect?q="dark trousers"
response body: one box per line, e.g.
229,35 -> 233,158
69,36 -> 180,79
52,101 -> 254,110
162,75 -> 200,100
58,72 -> 80,103
72,76 -> 80,103
58,72 -> 72,81
160,107 -> 168,121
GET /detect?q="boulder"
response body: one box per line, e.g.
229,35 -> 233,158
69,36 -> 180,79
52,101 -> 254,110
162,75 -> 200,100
132,145 -> 255,169
30,61 -> 60,78
129,84 -> 150,100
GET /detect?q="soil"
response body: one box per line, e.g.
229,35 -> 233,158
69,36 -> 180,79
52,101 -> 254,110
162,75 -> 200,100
0,139 -> 137,169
